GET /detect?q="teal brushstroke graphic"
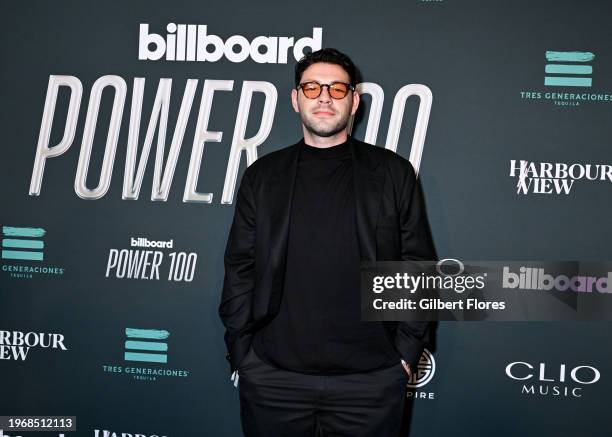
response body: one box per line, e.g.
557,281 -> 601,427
546,51 -> 595,62
2,250 -> 44,261
124,352 -> 168,363
125,341 -> 168,352
544,77 -> 592,87
545,64 -> 592,75
124,329 -> 170,363
2,226 -> 46,238
2,239 -> 44,249
125,328 -> 170,340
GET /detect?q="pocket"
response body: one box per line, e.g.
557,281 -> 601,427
237,344 -> 256,371
398,361 -> 411,381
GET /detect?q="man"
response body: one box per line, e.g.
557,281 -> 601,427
219,48 -> 436,437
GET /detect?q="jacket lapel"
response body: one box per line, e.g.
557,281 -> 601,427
351,138 -> 385,261
265,141 -> 301,314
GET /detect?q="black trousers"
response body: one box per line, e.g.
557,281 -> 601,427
238,346 -> 408,437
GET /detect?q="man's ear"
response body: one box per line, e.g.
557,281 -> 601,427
291,88 -> 299,113
351,89 -> 360,116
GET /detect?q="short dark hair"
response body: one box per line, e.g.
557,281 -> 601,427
294,48 -> 357,88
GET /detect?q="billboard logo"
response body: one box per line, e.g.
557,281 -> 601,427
503,266 -> 612,293
105,236 -> 197,282
1,226 -> 45,261
131,237 -> 173,249
139,23 -> 322,63
544,51 -> 594,88
124,328 -> 169,364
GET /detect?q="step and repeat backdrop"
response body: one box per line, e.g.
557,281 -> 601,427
1,0 -> 611,436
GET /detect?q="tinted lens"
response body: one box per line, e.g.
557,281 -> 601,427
329,83 -> 349,99
302,82 -> 321,98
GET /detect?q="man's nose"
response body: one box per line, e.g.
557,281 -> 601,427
318,86 -> 332,103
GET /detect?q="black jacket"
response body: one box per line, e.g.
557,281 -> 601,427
219,136 -> 437,373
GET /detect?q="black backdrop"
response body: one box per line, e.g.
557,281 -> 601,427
1,1 -> 611,436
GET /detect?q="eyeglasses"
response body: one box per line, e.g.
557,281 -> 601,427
297,81 -> 355,99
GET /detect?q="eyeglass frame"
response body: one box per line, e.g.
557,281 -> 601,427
296,81 -> 356,99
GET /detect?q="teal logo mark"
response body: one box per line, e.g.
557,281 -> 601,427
124,328 -> 169,363
2,226 -> 45,261
545,51 -> 594,87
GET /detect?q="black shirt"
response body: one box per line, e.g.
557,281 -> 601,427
253,139 -> 401,374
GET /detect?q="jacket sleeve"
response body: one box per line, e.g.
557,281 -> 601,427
394,161 -> 437,371
218,165 -> 257,372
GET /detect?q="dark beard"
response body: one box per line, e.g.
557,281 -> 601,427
300,114 -> 349,138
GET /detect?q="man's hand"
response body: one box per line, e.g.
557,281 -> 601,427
401,359 -> 412,378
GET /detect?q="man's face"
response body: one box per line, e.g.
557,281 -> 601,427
291,62 -> 359,139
